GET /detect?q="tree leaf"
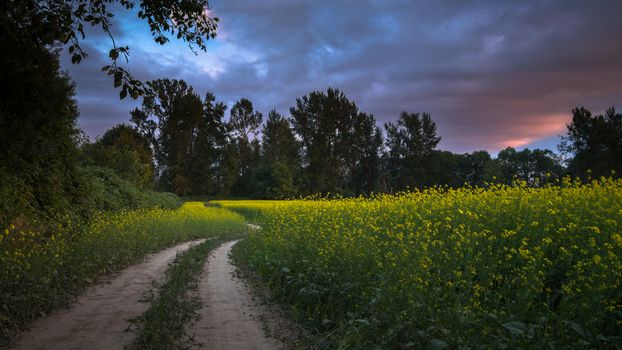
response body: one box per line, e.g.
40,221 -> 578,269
113,72 -> 122,88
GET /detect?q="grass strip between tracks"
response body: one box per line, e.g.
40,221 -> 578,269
126,238 -> 222,350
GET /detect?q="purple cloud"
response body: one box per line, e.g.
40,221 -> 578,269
63,0 -> 622,153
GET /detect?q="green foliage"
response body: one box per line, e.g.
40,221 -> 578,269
428,150 -> 493,188
128,237 -> 241,349
262,110 -> 300,167
408,148 -> 564,190
0,203 -> 247,345
83,124 -> 155,189
216,142 -> 242,197
383,111 -> 442,190
2,0 -> 218,98
74,166 -> 179,217
236,178 -> 622,348
0,15 -> 81,226
0,170 -> 34,227
139,192 -> 180,210
559,107 -> 622,178
188,92 -> 228,195
0,6 -> 178,227
229,98 -> 263,140
252,161 -> 298,199
230,138 -> 261,197
495,147 -> 565,185
228,98 -> 263,196
132,79 -> 230,196
290,88 -> 383,195
250,110 -> 300,198
126,82 -> 622,200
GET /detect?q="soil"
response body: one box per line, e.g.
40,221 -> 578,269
9,239 -> 206,350
186,240 -> 284,350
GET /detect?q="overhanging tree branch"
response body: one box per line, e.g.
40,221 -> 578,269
22,0 -> 219,100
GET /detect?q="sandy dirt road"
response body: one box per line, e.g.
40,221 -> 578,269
9,239 -> 205,350
187,240 -> 283,350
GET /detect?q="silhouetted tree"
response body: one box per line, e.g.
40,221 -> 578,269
188,92 -> 228,195
290,88 -> 382,195
229,98 -> 263,141
251,110 -> 300,198
216,139 -> 240,197
408,150 -> 494,188
349,115 -> 383,195
227,98 -> 262,196
495,147 -> 564,185
383,111 -> 441,190
425,151 -> 463,188
261,110 -> 300,166
559,107 -> 622,178
131,79 -> 204,195
466,150 -> 494,186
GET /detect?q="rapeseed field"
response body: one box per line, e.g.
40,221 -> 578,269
0,202 -> 247,343
227,178 -> 622,348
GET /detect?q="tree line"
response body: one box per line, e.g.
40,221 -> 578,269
87,78 -> 622,198
1,0 -> 222,227
3,0 -> 621,226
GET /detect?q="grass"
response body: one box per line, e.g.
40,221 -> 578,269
210,199 -> 295,223
230,241 -> 319,349
0,202 -> 248,345
231,178 -> 622,349
127,238 -> 234,350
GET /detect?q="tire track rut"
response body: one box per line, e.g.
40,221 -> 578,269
187,240 -> 283,350
9,239 -> 205,350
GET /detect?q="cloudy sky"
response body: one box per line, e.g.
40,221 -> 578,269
62,0 -> 622,154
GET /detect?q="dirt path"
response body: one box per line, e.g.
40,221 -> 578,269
187,240 -> 283,350
9,239 -> 206,350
